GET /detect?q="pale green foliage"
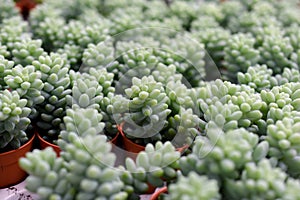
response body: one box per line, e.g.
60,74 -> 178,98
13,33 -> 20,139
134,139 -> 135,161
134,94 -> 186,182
0,0 -> 19,23
167,172 -> 220,200
224,33 -> 260,81
0,16 -> 29,50
59,107 -> 105,150
191,16 -> 219,31
0,90 -> 31,150
180,124 -> 260,180
20,134 -> 128,200
224,159 -> 300,200
82,39 -> 115,73
238,65 -> 278,92
112,76 -> 171,144
163,108 -> 203,147
125,141 -> 180,193
159,33 -> 206,86
4,65 -> 44,107
33,53 -> 71,142
0,55 -> 14,89
261,82 -> 300,124
19,148 -> 71,200
11,39 -> 47,66
267,117 -> 300,177
192,27 -> 231,66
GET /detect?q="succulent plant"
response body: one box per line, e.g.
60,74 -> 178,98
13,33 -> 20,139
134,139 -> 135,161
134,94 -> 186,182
167,172 -> 220,200
163,108 -> 203,147
258,34 -> 295,74
168,1 -> 197,30
57,44 -> 82,71
159,33 -> 206,87
11,38 -> 47,66
180,123 -> 261,180
0,90 -> 31,151
196,2 -> 224,24
228,11 -> 281,35
108,7 -> 142,36
115,48 -> 158,90
31,17 -> 66,52
32,53 -> 71,143
190,16 -> 220,31
261,82 -> 300,124
0,55 -> 14,89
0,0 -> 19,24
20,134 -> 128,200
192,27 -> 231,67
81,39 -> 116,73
124,141 -> 181,193
0,16 -> 29,51
112,76 -> 171,145
223,33 -> 260,81
237,64 -> 279,92
59,107 -> 105,150
4,64 -> 44,118
67,73 -> 103,110
220,1 -> 245,26
224,159 -> 300,200
267,117 -> 300,177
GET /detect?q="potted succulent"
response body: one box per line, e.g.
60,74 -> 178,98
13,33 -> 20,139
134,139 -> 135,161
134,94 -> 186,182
31,53 -> 71,151
122,141 -> 181,194
112,75 -> 172,152
0,89 -> 33,188
152,171 -> 220,200
19,107 -> 130,199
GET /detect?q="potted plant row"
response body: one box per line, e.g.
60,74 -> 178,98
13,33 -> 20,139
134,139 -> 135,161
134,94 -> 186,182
1,0 -> 300,199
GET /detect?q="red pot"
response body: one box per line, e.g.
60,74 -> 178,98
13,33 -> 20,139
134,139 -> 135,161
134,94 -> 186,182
36,132 -> 61,157
0,133 -> 36,188
150,186 -> 168,200
15,0 -> 37,19
117,123 -> 145,153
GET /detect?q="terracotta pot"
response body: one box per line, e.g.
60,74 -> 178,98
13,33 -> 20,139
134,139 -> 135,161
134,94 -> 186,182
15,0 -> 37,19
36,131 -> 61,156
117,123 -> 190,157
0,133 -> 35,188
117,123 -> 145,153
150,186 -> 168,200
109,132 -> 120,145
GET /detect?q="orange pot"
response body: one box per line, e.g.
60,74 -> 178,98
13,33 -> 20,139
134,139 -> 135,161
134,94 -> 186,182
0,133 -> 35,188
15,0 -> 37,19
36,132 -> 61,156
117,123 -> 145,153
109,132 -> 120,145
150,186 -> 168,200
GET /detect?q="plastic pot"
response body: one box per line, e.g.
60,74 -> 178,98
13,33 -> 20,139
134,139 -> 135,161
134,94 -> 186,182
15,0 -> 37,20
0,133 -> 35,188
36,131 -> 61,157
117,123 -> 145,153
150,186 -> 168,200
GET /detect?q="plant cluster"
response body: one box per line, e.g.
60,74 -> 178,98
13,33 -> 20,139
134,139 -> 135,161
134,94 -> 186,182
0,0 -> 298,199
